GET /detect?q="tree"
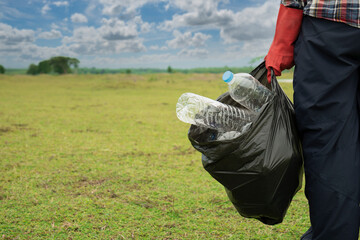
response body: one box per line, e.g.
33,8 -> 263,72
167,66 -> 173,73
0,65 -> 5,74
126,69 -> 131,74
68,58 -> 79,74
26,64 -> 38,75
49,56 -> 79,74
38,60 -> 51,74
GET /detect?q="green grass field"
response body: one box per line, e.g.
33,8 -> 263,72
0,73 -> 310,239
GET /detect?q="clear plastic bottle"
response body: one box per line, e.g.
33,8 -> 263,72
176,92 -> 255,134
222,71 -> 274,112
212,131 -> 241,141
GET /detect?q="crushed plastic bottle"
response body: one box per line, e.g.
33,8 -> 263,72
176,92 -> 255,134
212,131 -> 241,141
223,71 -> 274,112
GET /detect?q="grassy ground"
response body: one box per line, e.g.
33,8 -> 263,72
0,72 -> 309,239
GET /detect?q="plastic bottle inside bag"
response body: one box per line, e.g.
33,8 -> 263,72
176,92 -> 255,134
223,71 -> 274,112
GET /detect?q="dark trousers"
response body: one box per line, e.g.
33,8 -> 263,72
294,16 -> 360,239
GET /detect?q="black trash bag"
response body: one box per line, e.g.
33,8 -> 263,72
188,62 -> 303,225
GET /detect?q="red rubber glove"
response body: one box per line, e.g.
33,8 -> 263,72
265,4 -> 303,83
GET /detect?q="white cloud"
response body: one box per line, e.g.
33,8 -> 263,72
159,0 -> 278,43
53,1 -> 69,7
0,23 -> 35,45
38,29 -> 62,39
0,23 -> 70,63
79,53 -> 175,68
178,48 -> 209,58
0,5 -> 34,19
18,44 -> 72,61
131,15 -> 153,33
62,22 -> 145,55
140,22 -> 152,33
0,39 -> 71,64
149,45 -> 168,51
102,3 -> 124,16
167,30 -> 211,49
51,23 -> 59,29
99,0 -> 166,19
85,0 -> 98,17
219,0 -> 279,43
100,18 -> 138,40
238,39 -> 272,58
41,1 -> 69,15
100,0 -> 145,18
167,0 -> 225,12
159,0 -> 233,30
100,0 -> 141,15
62,12 -> 154,55
41,4 -> 51,15
71,13 -> 88,23
51,22 -> 69,32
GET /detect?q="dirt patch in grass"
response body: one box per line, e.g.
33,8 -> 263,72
75,177 -> 108,187
0,124 -> 36,135
133,198 -> 159,209
12,123 -> 34,131
0,126 -> 12,134
71,128 -> 110,134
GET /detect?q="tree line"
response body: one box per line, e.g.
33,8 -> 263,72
26,56 -> 79,75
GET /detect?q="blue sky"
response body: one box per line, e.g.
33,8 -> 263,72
0,0 -> 279,69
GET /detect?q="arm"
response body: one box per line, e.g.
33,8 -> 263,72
264,3 -> 304,82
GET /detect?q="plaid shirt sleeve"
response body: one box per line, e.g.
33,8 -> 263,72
281,0 -> 306,9
281,0 -> 360,28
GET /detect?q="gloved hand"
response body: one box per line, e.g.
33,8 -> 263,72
265,4 -> 303,83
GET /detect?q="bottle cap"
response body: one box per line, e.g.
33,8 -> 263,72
222,71 -> 233,83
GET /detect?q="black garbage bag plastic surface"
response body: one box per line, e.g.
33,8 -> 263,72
188,62 -> 303,225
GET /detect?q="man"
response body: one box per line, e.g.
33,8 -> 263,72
265,0 -> 360,239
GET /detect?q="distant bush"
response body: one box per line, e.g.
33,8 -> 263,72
26,64 -> 39,75
0,65 -> 5,74
50,56 -> 79,74
167,66 -> 173,73
38,60 -> 51,74
26,56 -> 80,75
